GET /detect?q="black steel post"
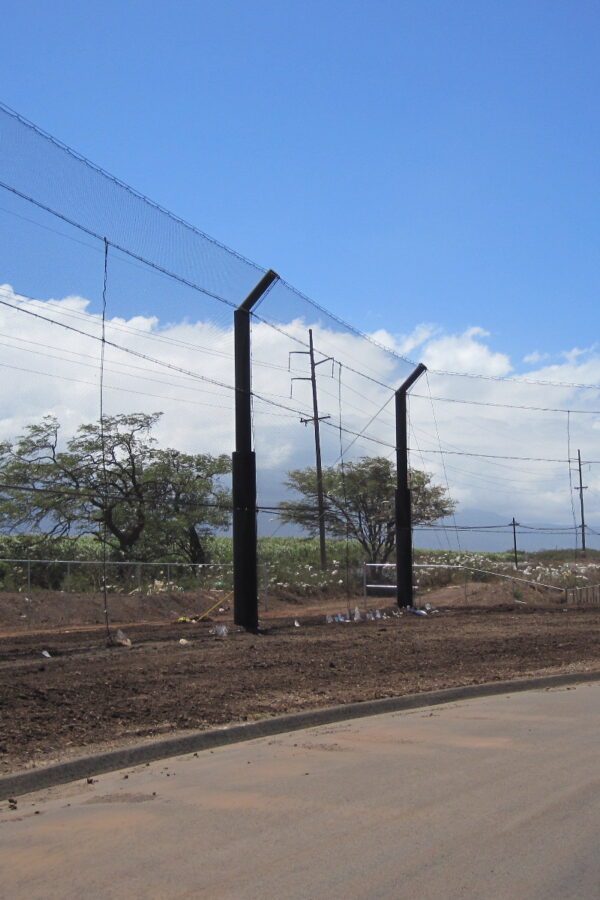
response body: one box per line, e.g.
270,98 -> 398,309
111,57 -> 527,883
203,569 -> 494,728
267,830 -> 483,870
395,363 -> 427,608
233,270 -> 278,630
512,517 -> 519,569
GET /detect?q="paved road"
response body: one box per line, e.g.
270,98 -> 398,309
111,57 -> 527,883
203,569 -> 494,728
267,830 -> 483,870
1,682 -> 599,899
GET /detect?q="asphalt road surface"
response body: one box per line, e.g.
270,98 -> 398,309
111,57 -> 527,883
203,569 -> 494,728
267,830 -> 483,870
1,682 -> 599,899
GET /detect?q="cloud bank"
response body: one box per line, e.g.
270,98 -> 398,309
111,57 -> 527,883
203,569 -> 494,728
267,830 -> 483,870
1,283 -> 599,545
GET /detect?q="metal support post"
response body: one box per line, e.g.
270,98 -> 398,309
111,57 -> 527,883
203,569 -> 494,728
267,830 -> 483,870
233,270 -> 279,630
395,363 -> 426,608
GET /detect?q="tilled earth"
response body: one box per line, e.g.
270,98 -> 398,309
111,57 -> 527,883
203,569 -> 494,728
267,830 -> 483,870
1,586 -> 599,775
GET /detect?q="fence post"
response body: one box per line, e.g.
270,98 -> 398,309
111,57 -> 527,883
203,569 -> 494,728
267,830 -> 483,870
395,363 -> 427,608
262,564 -> 269,612
27,560 -> 31,591
232,269 -> 279,631
66,562 -> 71,593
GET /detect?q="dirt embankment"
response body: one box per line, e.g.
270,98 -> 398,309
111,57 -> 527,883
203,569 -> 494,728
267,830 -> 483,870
1,583 -> 599,775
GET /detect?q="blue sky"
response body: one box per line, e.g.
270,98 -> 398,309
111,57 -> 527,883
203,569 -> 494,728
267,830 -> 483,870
2,0 -> 599,364
1,1 -> 600,546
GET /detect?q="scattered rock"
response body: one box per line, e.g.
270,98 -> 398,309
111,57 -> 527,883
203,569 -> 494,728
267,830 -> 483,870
115,629 -> 132,648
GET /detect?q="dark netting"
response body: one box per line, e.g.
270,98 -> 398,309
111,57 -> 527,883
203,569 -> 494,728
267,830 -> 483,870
1,103 -> 264,309
1,97 -> 598,598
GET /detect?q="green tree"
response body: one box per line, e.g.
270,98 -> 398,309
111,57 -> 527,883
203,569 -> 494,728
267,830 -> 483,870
0,412 -> 231,562
278,456 -> 455,563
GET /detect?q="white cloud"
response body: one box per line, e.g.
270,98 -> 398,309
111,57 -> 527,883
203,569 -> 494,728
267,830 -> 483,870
523,350 -> 550,365
0,283 -> 599,542
369,323 -> 439,357
420,327 -> 512,376
561,345 -> 597,365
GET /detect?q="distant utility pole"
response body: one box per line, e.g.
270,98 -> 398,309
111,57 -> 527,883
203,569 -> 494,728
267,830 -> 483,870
575,449 -> 587,556
511,517 -> 520,570
290,329 -> 333,569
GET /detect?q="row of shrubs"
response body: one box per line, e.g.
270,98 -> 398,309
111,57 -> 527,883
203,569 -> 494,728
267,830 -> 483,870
0,535 -> 597,594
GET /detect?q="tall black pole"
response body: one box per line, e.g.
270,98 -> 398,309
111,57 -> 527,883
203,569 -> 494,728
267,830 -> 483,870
232,269 -> 279,630
395,363 -> 427,608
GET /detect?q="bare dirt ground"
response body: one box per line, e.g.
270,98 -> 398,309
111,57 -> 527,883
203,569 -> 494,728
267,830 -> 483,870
1,582 -> 599,776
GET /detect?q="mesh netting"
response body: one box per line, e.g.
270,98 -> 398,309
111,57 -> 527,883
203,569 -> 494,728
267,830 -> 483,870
1,100 -> 598,565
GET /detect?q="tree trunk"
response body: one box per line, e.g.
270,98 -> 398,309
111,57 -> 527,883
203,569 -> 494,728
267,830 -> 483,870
187,526 -> 206,565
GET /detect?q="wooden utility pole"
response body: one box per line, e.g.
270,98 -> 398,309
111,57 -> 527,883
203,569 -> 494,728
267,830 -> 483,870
575,449 -> 587,556
511,517 -> 520,569
290,329 -> 332,569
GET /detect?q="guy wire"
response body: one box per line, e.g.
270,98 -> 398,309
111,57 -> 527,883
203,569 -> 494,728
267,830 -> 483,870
425,372 -> 462,551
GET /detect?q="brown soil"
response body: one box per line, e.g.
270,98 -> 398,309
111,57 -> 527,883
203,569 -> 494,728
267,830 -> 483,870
1,582 -> 599,776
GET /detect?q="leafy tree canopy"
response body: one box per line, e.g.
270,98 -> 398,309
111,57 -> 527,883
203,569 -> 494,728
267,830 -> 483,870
278,456 -> 456,563
0,412 -> 231,563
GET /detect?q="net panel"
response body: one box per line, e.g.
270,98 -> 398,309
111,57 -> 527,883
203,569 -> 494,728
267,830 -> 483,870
1,100 -> 599,566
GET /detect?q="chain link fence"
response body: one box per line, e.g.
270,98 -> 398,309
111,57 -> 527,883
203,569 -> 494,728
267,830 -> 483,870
0,558 -> 257,595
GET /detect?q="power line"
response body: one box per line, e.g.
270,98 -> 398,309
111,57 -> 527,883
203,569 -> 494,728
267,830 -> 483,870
0,358 -> 239,411
411,391 -> 600,415
1,479 -> 594,535
0,296 -> 397,445
410,447 -> 572,463
3,293 -> 595,469
424,372 -> 461,550
427,368 -> 600,391
440,464 -> 566,495
0,334 -> 233,395
0,286 -> 394,390
415,523 -> 581,534
0,294 -> 238,394
0,287 -> 299,380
